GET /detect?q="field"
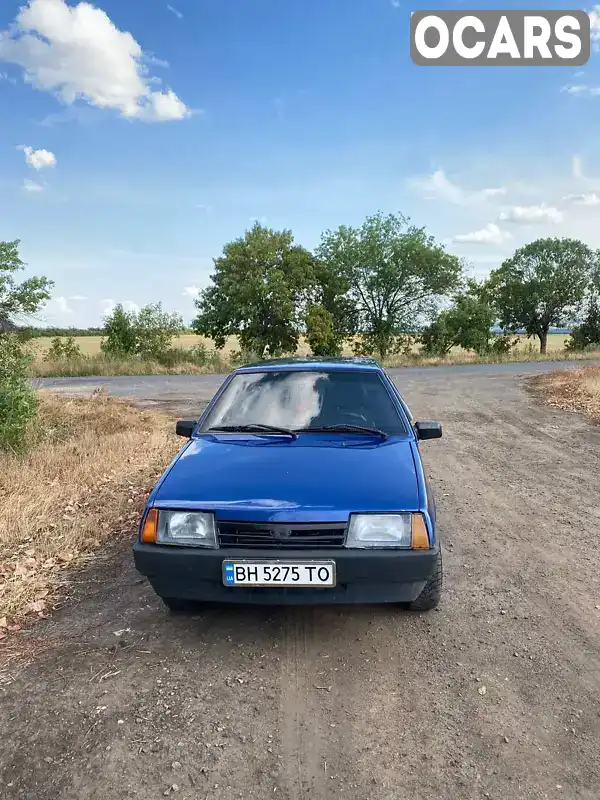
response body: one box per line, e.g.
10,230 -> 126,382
29,331 -> 573,359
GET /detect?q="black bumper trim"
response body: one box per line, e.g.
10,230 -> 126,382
133,542 -> 439,605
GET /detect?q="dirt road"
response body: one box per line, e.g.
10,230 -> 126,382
3,364 -> 600,799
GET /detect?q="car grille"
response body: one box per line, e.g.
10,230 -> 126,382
218,522 -> 347,550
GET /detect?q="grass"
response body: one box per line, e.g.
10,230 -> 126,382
0,391 -> 180,630
532,366 -> 600,425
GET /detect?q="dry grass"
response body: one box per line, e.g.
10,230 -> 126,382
532,366 -> 600,425
0,391 -> 180,630
28,355 -> 219,378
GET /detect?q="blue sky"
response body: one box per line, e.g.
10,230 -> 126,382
1,0 -> 600,327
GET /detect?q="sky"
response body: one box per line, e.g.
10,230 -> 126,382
1,0 -> 600,328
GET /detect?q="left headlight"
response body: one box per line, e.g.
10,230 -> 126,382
156,511 -> 218,548
345,513 -> 413,549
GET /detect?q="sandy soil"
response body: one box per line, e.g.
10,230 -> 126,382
2,366 -> 600,800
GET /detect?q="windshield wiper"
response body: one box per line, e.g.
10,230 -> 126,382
300,424 -> 388,439
207,424 -> 298,440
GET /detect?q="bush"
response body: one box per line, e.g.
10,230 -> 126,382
490,333 -> 518,356
0,334 -> 38,452
43,335 -> 84,361
135,304 -> 183,360
566,298 -> 600,352
420,315 -> 455,357
101,305 -> 137,357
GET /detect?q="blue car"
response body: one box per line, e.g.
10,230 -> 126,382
133,357 -> 443,611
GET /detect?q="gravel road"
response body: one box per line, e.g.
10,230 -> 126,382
3,362 -> 600,799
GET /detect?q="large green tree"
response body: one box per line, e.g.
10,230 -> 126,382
420,286 -> 496,357
316,212 -> 463,360
0,240 -> 53,331
193,223 -> 315,358
486,238 -> 595,354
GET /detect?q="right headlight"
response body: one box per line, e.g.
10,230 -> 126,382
345,513 -> 430,549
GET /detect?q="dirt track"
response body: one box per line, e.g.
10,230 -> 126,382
3,365 -> 600,799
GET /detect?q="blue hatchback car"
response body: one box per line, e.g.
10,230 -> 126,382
133,357 -> 443,611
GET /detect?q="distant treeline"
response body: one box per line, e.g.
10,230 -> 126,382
20,326 -> 105,338
21,326 -> 196,338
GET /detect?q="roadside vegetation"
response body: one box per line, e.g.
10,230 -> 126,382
3,216 -> 598,378
0,391 -> 179,630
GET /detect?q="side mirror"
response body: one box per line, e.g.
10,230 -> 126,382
415,421 -> 442,440
176,419 -> 197,438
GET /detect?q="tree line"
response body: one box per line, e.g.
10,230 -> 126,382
192,213 -> 600,359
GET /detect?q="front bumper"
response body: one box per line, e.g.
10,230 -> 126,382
133,542 -> 439,605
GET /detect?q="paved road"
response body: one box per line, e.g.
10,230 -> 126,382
4,361 -> 600,799
35,359 -> 600,417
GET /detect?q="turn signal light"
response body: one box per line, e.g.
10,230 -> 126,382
141,508 -> 158,543
411,513 -> 430,549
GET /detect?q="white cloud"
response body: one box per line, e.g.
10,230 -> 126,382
561,83 -> 600,97
499,204 -> 564,224
68,294 -> 87,301
410,169 -> 506,206
453,223 -> 512,246
18,144 -> 56,169
54,296 -> 73,314
573,156 -> 584,179
123,300 -> 140,313
101,298 -> 116,315
22,178 -> 44,192
590,5 -> 600,50
167,4 -> 183,19
182,285 -> 201,298
0,0 -> 191,122
562,192 -> 600,206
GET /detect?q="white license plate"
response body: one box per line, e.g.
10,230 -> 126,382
222,560 -> 336,588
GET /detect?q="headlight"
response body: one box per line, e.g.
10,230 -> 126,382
345,513 -> 413,549
156,511 -> 218,548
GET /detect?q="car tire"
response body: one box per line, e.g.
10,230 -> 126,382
161,597 -> 198,614
407,548 -> 443,611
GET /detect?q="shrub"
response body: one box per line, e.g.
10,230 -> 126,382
101,305 -> 137,357
490,333 -> 518,356
43,335 -> 84,361
306,305 -> 343,357
566,298 -> 600,352
0,334 -> 38,452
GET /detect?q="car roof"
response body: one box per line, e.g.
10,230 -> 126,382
236,356 -> 384,373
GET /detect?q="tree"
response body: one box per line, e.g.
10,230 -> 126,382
306,305 -> 343,357
420,291 -> 496,357
486,238 -> 595,354
419,312 -> 455,357
316,212 -> 463,361
566,297 -> 600,351
0,240 -> 53,330
0,240 -> 52,452
101,303 -> 183,361
193,223 -> 315,359
101,304 -> 137,357
135,303 -> 183,360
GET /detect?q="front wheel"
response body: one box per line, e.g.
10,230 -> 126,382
407,548 -> 443,611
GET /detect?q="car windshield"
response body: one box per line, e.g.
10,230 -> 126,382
199,370 -> 408,436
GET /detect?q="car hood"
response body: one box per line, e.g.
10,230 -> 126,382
152,434 -> 422,523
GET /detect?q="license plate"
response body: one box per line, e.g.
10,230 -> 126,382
222,560 -> 336,588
